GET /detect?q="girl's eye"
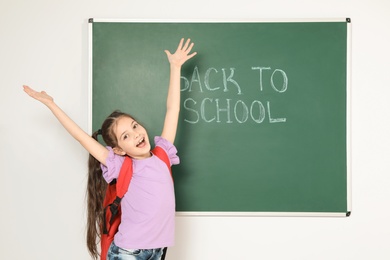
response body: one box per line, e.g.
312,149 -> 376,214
123,134 -> 129,140
133,123 -> 138,129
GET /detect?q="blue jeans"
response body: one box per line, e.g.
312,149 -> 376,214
107,242 -> 164,260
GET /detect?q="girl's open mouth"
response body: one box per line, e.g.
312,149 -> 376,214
136,137 -> 145,147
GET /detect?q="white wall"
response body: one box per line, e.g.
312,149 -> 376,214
1,0 -> 389,259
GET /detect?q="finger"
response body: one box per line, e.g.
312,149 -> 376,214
23,85 -> 31,92
185,42 -> 194,53
164,50 -> 171,57
23,85 -> 34,95
182,38 -> 191,51
176,38 -> 184,51
187,51 -> 197,60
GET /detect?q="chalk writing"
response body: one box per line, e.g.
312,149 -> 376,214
181,66 -> 287,124
181,67 -> 242,94
252,67 -> 288,93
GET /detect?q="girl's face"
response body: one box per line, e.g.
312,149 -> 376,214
112,116 -> 151,160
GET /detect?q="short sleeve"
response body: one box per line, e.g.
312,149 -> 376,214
100,146 -> 125,183
154,136 -> 180,166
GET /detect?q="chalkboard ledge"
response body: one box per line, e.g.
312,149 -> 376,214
176,212 -> 351,217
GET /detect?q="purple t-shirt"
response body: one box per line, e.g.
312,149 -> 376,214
101,136 -> 179,250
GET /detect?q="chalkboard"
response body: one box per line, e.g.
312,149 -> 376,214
89,19 -> 351,216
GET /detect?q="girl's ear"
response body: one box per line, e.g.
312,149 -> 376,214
113,147 -> 126,156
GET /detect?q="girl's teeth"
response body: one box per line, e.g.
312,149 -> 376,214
137,138 -> 144,147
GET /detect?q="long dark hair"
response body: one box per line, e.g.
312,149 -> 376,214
86,110 -> 134,259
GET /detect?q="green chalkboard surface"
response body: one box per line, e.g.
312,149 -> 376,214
89,20 -> 351,216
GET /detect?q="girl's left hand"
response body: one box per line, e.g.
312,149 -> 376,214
165,38 -> 197,67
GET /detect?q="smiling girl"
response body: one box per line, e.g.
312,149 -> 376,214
23,38 -> 196,260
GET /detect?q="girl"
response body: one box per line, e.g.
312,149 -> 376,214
23,38 -> 197,260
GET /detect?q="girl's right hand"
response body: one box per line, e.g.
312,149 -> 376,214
23,85 -> 54,107
23,84 -> 110,165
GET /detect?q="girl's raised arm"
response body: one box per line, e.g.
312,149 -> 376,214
161,38 -> 197,144
23,85 -> 109,165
